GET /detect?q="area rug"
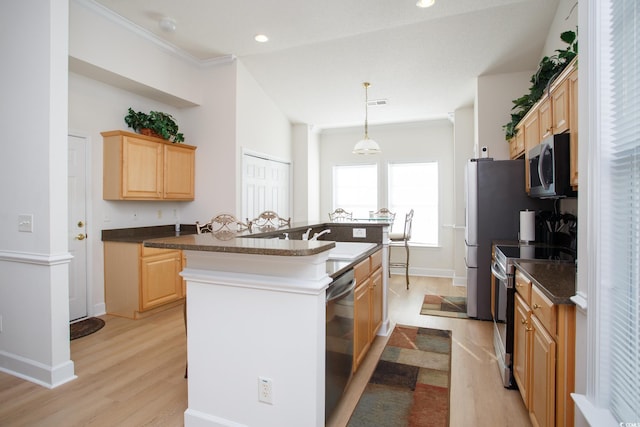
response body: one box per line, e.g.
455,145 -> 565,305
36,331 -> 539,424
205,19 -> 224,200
70,317 -> 105,340
420,295 -> 468,319
347,325 -> 451,427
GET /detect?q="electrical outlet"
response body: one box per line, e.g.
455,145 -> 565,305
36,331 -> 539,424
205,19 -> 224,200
0,314 -> 3,333
258,377 -> 273,404
157,210 -> 162,219
132,212 -> 138,221
353,228 -> 366,238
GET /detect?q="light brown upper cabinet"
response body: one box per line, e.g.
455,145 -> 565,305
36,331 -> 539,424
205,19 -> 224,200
568,68 -> 579,189
102,130 -> 196,201
551,78 -> 570,135
510,58 -> 579,194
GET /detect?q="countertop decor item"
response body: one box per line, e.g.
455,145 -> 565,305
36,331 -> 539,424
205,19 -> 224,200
503,29 -> 578,140
124,108 -> 185,143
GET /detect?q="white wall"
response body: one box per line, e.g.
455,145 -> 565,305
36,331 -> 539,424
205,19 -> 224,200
235,61 -> 293,215
0,0 -> 75,387
475,70 -> 535,159
292,124 -> 321,223
319,120 -> 458,276
542,0 -> 579,58
453,107 -> 475,284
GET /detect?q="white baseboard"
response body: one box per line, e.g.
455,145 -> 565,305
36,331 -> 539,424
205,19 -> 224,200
0,350 -> 76,389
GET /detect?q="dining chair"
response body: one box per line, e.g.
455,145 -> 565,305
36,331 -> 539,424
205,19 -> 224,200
328,208 -> 353,222
388,209 -> 414,289
247,210 -> 291,232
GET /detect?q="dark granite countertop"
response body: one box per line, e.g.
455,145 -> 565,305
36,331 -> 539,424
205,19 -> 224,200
101,224 -> 198,243
143,233 -> 336,257
103,223 -> 383,278
514,260 -> 577,304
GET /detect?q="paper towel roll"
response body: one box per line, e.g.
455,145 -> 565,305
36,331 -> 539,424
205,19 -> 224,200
520,210 -> 536,242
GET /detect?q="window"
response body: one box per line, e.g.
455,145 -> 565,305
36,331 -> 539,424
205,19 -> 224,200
388,162 -> 438,245
600,0 -> 640,420
332,164 -> 377,218
574,0 -> 640,423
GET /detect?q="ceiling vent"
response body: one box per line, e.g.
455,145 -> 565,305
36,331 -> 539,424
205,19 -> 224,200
367,99 -> 388,107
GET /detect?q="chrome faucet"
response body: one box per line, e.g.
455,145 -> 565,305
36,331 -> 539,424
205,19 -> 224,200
302,228 -> 312,240
310,229 -> 331,241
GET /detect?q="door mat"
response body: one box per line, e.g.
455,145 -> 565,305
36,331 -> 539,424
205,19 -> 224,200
420,295 -> 468,318
70,317 -> 105,340
348,325 -> 451,427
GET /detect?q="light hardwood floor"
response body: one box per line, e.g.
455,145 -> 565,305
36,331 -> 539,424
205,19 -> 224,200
0,276 -> 531,427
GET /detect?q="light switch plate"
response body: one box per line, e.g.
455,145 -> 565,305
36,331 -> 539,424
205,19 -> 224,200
18,214 -> 33,233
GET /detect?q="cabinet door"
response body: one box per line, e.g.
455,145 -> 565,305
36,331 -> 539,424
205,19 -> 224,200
122,136 -> 163,199
513,293 -> 532,408
370,268 -> 383,337
552,78 -> 570,134
538,97 -> 553,140
164,144 -> 195,200
530,315 -> 556,427
569,68 -> 579,188
140,251 -> 183,311
523,111 -> 540,193
353,279 -> 371,371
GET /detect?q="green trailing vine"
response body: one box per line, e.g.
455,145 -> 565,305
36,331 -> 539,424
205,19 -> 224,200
124,108 -> 185,143
503,29 -> 578,140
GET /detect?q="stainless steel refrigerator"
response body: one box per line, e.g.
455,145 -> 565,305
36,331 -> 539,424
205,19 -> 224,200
464,158 -> 552,320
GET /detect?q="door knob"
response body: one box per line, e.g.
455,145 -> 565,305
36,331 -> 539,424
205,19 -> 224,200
75,233 -> 86,240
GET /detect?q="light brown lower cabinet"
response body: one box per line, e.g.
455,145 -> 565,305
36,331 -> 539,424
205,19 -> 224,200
104,241 -> 184,319
353,249 -> 383,371
513,269 -> 575,427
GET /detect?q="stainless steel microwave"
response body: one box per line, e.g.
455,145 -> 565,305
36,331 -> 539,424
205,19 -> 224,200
528,133 -> 576,198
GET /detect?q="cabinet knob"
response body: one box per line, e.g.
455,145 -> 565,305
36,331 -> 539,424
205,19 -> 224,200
521,319 -> 528,325
533,303 -> 540,310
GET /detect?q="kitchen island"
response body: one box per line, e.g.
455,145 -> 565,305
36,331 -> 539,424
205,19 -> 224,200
143,221 -> 390,427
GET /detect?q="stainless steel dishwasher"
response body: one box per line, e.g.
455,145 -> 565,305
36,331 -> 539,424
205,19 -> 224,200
325,269 -> 356,422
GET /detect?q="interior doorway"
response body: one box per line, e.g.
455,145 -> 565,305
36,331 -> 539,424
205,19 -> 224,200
241,151 -> 291,222
68,133 -> 89,321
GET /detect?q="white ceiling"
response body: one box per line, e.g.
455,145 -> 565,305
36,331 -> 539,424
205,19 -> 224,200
92,0 -> 561,130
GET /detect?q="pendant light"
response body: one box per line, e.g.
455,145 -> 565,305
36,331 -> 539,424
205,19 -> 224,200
353,82 -> 381,155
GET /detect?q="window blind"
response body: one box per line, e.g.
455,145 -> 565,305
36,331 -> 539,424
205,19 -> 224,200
603,0 -> 640,420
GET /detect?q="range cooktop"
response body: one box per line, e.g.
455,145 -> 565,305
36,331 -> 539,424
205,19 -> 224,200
496,244 -> 576,263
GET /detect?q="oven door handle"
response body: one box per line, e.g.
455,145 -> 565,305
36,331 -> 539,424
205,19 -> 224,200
491,261 -> 508,282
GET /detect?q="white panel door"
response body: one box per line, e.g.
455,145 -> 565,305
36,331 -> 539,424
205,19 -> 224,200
242,153 -> 291,222
68,135 -> 88,321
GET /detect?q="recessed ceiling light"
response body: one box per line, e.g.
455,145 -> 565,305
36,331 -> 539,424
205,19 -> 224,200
416,0 -> 435,8
159,17 -> 177,32
254,34 -> 269,43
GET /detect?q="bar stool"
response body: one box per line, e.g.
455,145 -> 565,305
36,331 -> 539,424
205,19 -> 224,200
328,208 -> 353,222
388,209 -> 414,289
371,208 -> 396,229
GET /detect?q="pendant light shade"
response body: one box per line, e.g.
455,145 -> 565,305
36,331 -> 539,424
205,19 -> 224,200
353,82 -> 381,155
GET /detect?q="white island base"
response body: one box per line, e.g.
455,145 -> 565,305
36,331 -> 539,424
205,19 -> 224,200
182,249 -> 332,427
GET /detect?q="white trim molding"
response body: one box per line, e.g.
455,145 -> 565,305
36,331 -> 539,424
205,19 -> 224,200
0,251 -> 73,266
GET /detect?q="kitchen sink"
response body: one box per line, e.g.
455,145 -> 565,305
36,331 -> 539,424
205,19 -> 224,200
326,242 -> 377,260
